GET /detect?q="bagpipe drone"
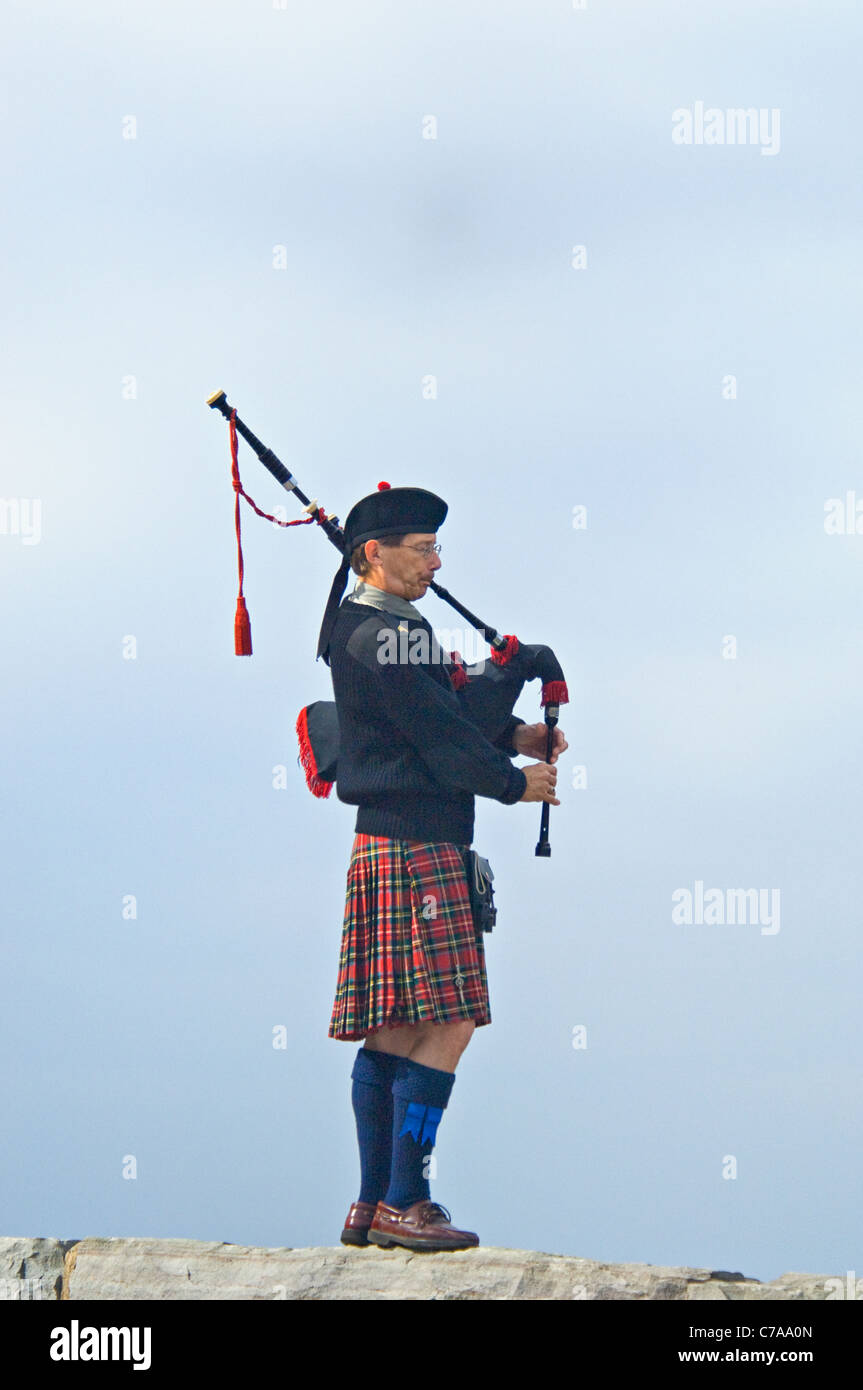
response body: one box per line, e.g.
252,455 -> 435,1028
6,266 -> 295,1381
207,389 -> 569,856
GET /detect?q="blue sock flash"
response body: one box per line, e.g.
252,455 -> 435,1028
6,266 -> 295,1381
385,1059 -> 455,1210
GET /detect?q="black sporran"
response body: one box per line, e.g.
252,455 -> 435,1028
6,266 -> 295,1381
461,848 -> 497,943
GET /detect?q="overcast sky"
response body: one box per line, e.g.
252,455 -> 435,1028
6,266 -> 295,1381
1,0 -> 861,1287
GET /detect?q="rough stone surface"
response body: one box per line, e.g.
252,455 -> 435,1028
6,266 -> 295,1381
0,1236 -> 842,1300
0,1237 -> 79,1301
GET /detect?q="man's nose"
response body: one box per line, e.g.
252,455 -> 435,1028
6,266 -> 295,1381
431,551 -> 442,570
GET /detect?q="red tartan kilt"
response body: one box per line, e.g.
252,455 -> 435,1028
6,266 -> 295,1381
328,833 -> 491,1041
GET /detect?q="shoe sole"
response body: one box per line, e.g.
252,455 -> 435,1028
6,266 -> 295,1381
340,1229 -> 370,1247
367,1229 -> 478,1252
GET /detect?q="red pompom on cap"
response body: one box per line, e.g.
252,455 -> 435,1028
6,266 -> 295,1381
377,480 -> 391,490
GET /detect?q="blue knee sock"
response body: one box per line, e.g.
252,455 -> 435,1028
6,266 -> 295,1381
384,1058 -> 456,1211
351,1047 -> 403,1206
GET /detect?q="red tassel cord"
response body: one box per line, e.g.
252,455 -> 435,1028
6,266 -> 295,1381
234,594 -> 252,657
295,707 -> 334,799
230,410 -> 253,655
228,407 -> 328,656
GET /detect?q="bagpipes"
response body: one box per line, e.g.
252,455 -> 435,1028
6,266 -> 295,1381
207,389 -> 569,856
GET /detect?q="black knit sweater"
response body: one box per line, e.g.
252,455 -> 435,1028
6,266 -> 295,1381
328,598 -> 528,845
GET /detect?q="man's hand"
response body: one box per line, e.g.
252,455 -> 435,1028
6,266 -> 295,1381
519,762 -> 559,805
512,722 -> 568,763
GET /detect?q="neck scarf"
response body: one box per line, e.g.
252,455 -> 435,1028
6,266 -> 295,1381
347,578 -> 425,622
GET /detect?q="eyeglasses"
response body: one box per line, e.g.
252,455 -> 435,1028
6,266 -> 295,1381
399,542 -> 442,557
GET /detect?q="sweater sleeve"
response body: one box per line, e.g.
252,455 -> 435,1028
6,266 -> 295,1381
492,714 -> 526,757
346,617 -> 527,805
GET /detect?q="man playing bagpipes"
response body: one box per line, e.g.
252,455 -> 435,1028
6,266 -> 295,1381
315,482 -> 568,1252
207,391 -> 570,1252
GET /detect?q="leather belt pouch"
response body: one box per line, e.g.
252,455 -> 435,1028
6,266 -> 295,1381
461,848 -> 497,941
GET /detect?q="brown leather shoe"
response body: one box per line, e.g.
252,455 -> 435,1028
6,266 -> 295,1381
367,1199 -> 479,1251
340,1200 -> 378,1246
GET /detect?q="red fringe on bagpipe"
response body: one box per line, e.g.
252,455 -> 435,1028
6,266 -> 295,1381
447,653 -> 468,690
490,634 -> 519,666
295,706 -> 334,798
541,680 -> 569,706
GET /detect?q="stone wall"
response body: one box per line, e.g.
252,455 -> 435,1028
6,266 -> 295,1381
0,1236 -> 844,1300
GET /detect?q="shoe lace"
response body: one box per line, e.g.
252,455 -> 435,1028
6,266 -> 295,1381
418,1201 -> 451,1227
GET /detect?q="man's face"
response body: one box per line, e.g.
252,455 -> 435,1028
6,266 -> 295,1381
364,531 -> 442,601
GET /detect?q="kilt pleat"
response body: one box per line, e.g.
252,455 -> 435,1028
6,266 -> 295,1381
328,833 -> 491,1041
